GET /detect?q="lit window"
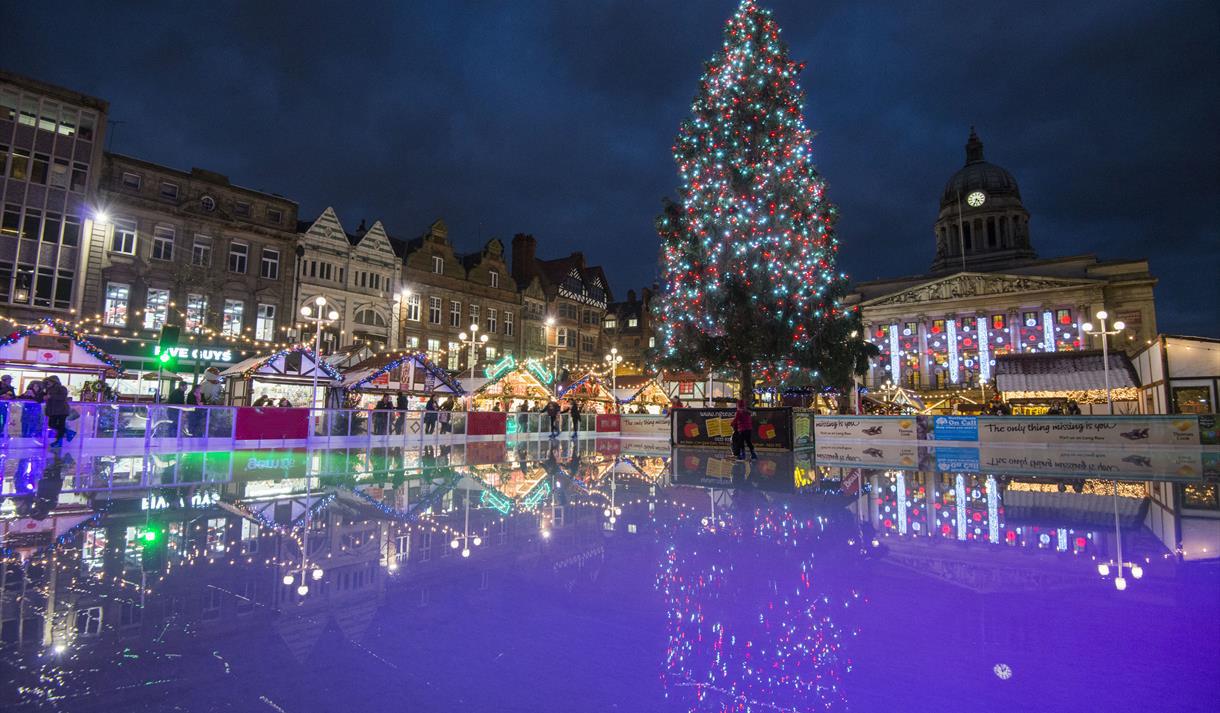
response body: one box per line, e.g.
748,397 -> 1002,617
991,314 -> 1006,330
186,294 -> 207,332
151,225 -> 174,261
627,318 -> 638,328
159,181 -> 178,200
144,288 -> 170,330
111,218 -> 137,254
121,171 -> 141,189
228,242 -> 248,273
484,346 -> 497,361
490,271 -> 499,288
426,338 -> 441,358
432,255 -> 443,274
555,327 -> 568,348
649,336 -> 655,348
605,318 -> 617,329
405,294 -> 421,321
256,303 -> 276,341
260,248 -> 279,279
222,299 -> 244,336
104,283 -> 130,326
447,341 -> 461,370
192,235 -> 212,266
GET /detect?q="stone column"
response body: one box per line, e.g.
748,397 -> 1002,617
916,316 -> 930,389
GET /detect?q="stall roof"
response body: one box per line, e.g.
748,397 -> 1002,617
344,352 -> 463,394
996,350 -> 1139,393
0,319 -> 126,375
219,346 -> 342,382
470,364 -> 553,401
557,371 -> 616,401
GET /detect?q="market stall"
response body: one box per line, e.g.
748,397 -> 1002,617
614,376 -> 671,414
343,351 -> 464,408
861,384 -> 926,415
996,350 -> 1140,415
556,371 -> 618,414
468,357 -> 556,412
219,346 -> 342,408
0,319 -> 125,398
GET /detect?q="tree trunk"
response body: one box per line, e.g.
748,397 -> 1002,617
738,361 -> 754,406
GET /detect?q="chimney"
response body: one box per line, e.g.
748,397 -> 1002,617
627,289 -> 637,303
512,233 -> 536,284
641,287 -> 652,304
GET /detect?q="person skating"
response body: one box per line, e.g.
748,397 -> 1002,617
43,376 -> 75,447
569,400 -> 582,439
545,399 -> 561,438
731,399 -> 756,460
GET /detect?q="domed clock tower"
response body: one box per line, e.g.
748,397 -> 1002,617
932,128 -> 1037,273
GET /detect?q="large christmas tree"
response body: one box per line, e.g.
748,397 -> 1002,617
653,0 -> 855,403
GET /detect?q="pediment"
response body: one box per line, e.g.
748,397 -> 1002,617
862,272 -> 1102,308
356,220 -> 395,256
303,206 -> 349,244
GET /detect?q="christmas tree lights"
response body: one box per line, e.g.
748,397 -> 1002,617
652,0 -> 851,400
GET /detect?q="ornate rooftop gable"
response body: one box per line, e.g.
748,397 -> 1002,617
862,272 -> 1101,308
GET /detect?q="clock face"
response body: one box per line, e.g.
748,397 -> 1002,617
966,190 -> 987,208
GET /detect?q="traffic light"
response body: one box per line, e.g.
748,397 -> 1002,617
140,525 -> 166,572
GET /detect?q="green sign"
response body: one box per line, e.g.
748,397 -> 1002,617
485,354 -> 516,380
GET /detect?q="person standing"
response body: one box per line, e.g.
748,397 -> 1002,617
545,399 -> 561,439
165,380 -> 187,436
0,374 -> 16,437
423,395 -> 439,435
569,400 -> 582,440
731,399 -> 756,460
20,381 -> 45,438
395,391 -> 410,434
43,376 -> 75,447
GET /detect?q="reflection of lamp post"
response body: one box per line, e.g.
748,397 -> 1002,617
604,348 -> 622,412
458,324 -> 489,380
450,487 -> 482,557
602,469 -> 621,527
300,296 -> 339,410
1096,481 -> 1143,591
1081,310 -> 1126,415
282,464 -> 323,597
546,317 -> 559,396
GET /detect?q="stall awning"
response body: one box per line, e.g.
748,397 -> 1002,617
0,319 -> 125,375
996,350 -> 1139,393
557,371 -> 616,401
219,346 -> 342,382
344,352 -> 462,394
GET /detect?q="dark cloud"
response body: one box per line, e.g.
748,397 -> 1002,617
4,0 -> 1216,332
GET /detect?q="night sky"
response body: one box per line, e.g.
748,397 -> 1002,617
5,1 -> 1217,334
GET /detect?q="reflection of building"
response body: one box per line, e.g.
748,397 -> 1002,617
0,72 -> 108,323
1131,334 -> 1220,414
846,130 -> 1157,393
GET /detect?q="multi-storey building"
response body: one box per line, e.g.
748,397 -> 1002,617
88,153 -> 299,350
396,219 -> 519,373
511,233 -> 612,376
294,208 -> 403,352
0,71 -> 108,323
604,287 -> 655,375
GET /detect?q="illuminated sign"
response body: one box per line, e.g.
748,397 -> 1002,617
525,359 -> 554,385
153,345 -> 235,363
485,354 -> 516,380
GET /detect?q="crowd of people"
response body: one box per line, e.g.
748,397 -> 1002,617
0,374 -> 77,446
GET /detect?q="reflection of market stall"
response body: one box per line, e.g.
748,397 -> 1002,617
343,352 -> 464,408
0,319 -> 124,398
219,346 -> 342,407
614,376 -> 670,414
557,371 -> 618,413
996,350 -> 1140,415
467,357 -> 556,412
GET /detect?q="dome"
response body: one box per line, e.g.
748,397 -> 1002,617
939,129 -> 1022,208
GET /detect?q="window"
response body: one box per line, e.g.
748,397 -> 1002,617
485,346 -> 497,361
144,288 -> 170,330
111,218 -> 137,254
431,256 -> 443,274
447,341 -> 461,370
222,300 -> 244,336
29,153 -> 49,184
426,338 -> 441,358
555,327 -> 569,348
256,304 -> 276,341
202,587 -> 222,620
160,181 -> 179,200
605,318 -> 617,329
355,308 -> 387,327
186,294 -> 207,332
70,162 -> 88,192
260,249 -> 280,279
49,157 -> 70,188
1172,386 -> 1211,415
121,171 -> 141,189
266,207 -> 283,225
505,311 -> 514,337
581,334 -> 594,353
490,271 -> 499,288
405,294 -> 421,321
75,607 -> 103,636
558,303 -> 578,320
450,301 -> 461,327
486,308 -> 497,334
228,242 -> 248,273
469,304 -> 479,327
151,225 -> 174,261
1056,309 -> 1072,325
428,296 -> 442,324
192,235 -> 213,266
649,336 -> 656,348
200,195 -> 216,212
627,318 -> 638,328
8,149 -> 29,180
120,600 -> 143,628
104,283 -> 130,326
234,201 -> 250,217
991,314 -> 1006,330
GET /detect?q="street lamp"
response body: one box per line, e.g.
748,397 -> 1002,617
1096,481 -> 1144,591
604,347 -> 623,407
450,486 -> 482,558
1081,310 -> 1126,415
458,324 -> 489,380
300,296 -> 340,410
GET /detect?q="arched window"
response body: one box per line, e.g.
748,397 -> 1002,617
354,308 -> 387,327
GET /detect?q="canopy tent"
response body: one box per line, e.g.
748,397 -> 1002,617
862,384 -> 926,414
219,345 -> 342,407
557,371 -> 617,410
469,358 -> 556,410
343,351 -> 463,403
996,350 -> 1140,405
0,319 -> 125,399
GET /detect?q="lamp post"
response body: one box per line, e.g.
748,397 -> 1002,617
300,296 -> 339,410
546,317 -> 559,396
458,324 -> 489,380
604,347 -> 622,409
1081,310 -> 1126,415
1096,480 -> 1144,591
450,486 -> 482,558
849,330 -> 861,415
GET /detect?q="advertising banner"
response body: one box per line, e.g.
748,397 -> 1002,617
792,409 -> 814,447
235,407 -> 309,441
814,416 -> 918,442
672,408 -> 793,450
978,416 -> 1201,447
931,415 -> 979,442
620,414 -> 670,437
813,442 -> 920,469
670,448 -> 796,491
978,445 -> 1205,480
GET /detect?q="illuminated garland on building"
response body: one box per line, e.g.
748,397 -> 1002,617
344,351 -> 463,394
0,318 -> 127,375
238,344 -> 343,382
